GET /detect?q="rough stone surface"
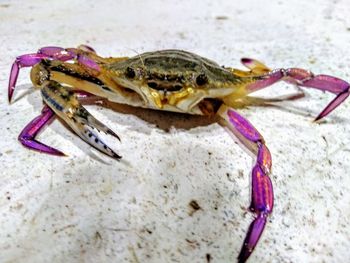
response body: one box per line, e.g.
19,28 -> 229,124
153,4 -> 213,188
0,1 -> 349,262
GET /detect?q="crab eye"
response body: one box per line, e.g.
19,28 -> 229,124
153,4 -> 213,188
147,81 -> 158,89
196,74 -> 208,86
125,67 -> 136,78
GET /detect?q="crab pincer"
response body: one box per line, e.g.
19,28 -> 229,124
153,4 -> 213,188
40,80 -> 121,159
9,45 -> 121,159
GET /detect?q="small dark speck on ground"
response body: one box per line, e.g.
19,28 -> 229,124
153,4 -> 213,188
206,253 -> 212,262
216,16 -> 229,20
189,200 -> 202,216
95,231 -> 102,240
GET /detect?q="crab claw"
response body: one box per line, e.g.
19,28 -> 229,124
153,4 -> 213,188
41,80 -> 121,160
66,116 -> 122,159
18,105 -> 65,156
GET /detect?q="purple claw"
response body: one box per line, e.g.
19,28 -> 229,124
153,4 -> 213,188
18,105 -> 65,156
238,214 -> 267,263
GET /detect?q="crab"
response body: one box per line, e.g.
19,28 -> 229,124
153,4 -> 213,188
8,45 -> 349,262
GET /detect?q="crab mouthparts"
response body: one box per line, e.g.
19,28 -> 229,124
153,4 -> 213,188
146,81 -> 184,92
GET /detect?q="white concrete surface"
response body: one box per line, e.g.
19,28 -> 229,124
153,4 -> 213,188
0,0 -> 350,262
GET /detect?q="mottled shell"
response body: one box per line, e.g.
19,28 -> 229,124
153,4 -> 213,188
107,50 -> 242,92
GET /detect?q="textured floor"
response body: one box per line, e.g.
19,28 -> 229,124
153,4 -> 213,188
0,1 -> 350,262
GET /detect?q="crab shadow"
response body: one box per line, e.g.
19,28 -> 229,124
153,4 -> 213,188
102,100 -> 220,131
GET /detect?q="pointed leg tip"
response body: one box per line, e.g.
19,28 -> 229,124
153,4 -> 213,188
8,86 -> 14,103
237,251 -> 251,263
313,116 -> 322,122
241,58 -> 253,64
52,150 -> 68,157
19,137 -> 67,157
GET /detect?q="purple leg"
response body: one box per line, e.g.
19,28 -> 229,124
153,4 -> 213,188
8,53 -> 49,102
242,59 -> 350,121
18,105 -> 65,156
8,47 -> 76,102
8,45 -> 100,102
218,105 -> 273,263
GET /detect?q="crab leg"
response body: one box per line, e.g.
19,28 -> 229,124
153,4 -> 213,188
8,53 -> 49,102
18,105 -> 64,156
241,58 -> 350,121
37,80 -> 121,159
217,104 -> 273,263
8,46 -> 100,102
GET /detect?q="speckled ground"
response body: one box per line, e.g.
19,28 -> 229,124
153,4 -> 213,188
0,1 -> 350,262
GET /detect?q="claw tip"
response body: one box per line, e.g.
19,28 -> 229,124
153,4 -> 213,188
8,86 -> 14,103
